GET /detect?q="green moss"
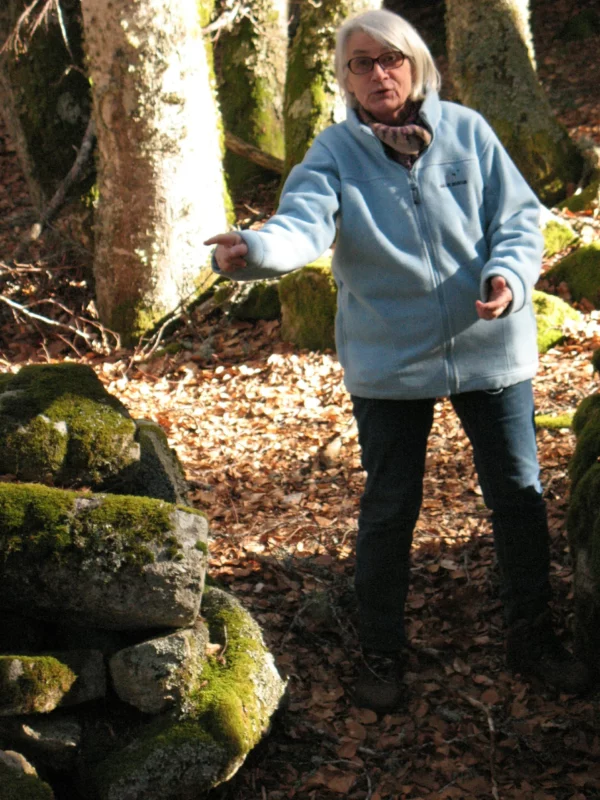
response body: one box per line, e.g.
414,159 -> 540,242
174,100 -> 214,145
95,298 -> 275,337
195,540 -> 209,554
0,483 -> 182,569
216,8 -> 285,191
0,364 -> 136,486
0,654 -> 76,714
0,761 -> 55,800
570,394 -> 600,489
532,290 -> 581,353
568,463 -> 600,583
559,178 -> 600,213
94,588 -> 279,798
489,119 -> 583,207
279,261 -> 337,351
542,220 -> 578,257
185,589 -> 267,757
232,281 -> 281,321
546,243 -> 600,308
534,413 -> 573,430
572,394 -> 600,437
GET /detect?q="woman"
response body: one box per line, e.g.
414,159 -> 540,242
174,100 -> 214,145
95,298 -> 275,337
206,9 -> 591,711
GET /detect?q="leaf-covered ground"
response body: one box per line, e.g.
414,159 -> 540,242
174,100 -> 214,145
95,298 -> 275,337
1,2 -> 600,798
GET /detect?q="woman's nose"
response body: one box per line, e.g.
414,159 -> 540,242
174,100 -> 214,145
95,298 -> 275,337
370,61 -> 387,79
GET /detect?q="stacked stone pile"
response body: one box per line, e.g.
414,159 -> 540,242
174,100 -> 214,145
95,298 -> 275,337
0,364 -> 286,800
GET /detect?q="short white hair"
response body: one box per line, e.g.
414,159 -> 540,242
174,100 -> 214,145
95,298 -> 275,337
335,9 -> 441,108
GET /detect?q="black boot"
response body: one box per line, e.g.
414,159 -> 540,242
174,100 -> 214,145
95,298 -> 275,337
354,649 -> 407,714
506,610 -> 593,694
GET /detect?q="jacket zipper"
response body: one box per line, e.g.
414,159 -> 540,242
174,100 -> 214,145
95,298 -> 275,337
406,168 -> 458,395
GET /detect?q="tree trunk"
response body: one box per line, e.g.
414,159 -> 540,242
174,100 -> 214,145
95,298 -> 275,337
446,0 -> 583,205
283,0 -> 380,181
0,0 -> 91,211
213,0 -> 286,193
81,0 -> 231,343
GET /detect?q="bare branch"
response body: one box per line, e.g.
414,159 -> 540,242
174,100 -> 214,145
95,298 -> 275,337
201,2 -> 241,35
12,116 -> 96,262
1,0 -> 65,56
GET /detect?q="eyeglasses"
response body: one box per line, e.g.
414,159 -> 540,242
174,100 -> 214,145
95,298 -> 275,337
346,51 -> 406,76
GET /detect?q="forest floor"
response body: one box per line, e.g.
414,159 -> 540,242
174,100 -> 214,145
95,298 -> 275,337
1,2 -> 600,799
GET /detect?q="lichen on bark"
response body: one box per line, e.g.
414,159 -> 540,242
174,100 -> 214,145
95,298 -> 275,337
446,0 -> 583,204
283,0 -> 379,180
81,0 -> 231,344
214,0 -> 286,192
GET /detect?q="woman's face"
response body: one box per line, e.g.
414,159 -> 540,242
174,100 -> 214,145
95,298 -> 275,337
345,31 -> 413,124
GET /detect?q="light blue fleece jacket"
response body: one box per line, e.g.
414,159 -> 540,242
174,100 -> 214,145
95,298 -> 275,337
216,91 -> 543,399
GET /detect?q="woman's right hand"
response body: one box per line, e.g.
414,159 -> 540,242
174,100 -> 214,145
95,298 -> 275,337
203,233 -> 248,272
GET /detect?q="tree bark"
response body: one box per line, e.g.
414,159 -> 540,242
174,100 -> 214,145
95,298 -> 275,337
283,0 -> 380,182
446,0 -> 583,205
0,0 -> 91,211
213,0 -> 286,193
81,0 -> 231,343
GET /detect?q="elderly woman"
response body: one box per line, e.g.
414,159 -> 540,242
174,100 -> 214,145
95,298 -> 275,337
206,9 -> 591,711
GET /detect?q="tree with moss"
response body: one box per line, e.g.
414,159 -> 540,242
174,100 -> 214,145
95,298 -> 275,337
80,0 -> 231,343
0,0 -> 91,211
212,0 -> 286,194
282,0 -> 380,181
446,0 -> 583,205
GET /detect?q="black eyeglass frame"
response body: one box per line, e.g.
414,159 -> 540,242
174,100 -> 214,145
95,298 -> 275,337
346,50 -> 407,76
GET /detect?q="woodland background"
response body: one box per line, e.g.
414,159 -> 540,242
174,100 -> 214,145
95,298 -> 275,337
1,0 -> 600,798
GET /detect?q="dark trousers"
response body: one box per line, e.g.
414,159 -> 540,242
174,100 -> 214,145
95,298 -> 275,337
352,380 -> 552,652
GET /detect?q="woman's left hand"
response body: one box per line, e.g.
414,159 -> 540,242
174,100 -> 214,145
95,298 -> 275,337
475,276 -> 513,320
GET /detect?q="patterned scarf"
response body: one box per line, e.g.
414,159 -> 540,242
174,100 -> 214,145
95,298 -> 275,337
358,101 -> 432,169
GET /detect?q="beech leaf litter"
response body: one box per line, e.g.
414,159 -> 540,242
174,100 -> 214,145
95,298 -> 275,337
1,3 -> 600,798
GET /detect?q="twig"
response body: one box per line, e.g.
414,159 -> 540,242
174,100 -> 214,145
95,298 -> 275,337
12,116 -> 96,262
458,691 -> 500,800
1,0 -> 56,55
0,294 -> 93,343
201,2 -> 241,35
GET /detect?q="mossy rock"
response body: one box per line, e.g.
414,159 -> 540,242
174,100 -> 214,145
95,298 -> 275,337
0,759 -> 54,800
558,178 -> 600,214
0,364 -> 138,488
569,394 -> 600,488
532,290 -> 581,353
0,656 -> 76,716
545,243 -> 600,308
542,219 -> 578,257
103,419 -> 190,505
231,281 -> 281,321
279,258 -> 337,351
92,587 -> 286,800
0,483 -> 208,630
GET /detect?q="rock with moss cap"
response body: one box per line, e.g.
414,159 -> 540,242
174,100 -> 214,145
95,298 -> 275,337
532,290 -> 581,353
568,393 -> 600,674
545,243 -> 600,308
104,419 -> 190,505
0,484 -> 208,630
0,364 -> 138,487
90,587 -> 286,800
279,257 -> 337,351
0,651 -> 104,716
0,751 -> 55,799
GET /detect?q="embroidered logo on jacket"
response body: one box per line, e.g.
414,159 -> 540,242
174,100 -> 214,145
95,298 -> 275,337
440,169 -> 467,189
